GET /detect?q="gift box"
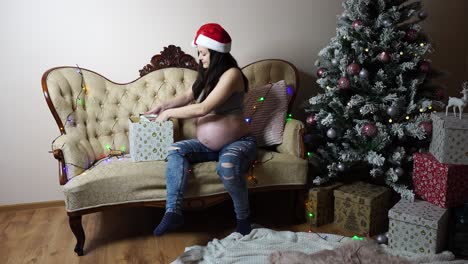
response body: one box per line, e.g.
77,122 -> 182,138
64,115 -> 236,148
128,116 -> 174,162
429,112 -> 468,165
388,199 -> 448,254
333,182 -> 391,236
413,152 -> 468,208
305,182 -> 343,227
448,204 -> 468,257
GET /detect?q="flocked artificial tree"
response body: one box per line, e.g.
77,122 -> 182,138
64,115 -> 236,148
304,0 -> 445,200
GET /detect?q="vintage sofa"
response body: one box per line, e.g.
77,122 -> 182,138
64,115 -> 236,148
42,45 -> 308,256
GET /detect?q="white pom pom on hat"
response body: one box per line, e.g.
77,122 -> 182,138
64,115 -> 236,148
191,23 -> 232,53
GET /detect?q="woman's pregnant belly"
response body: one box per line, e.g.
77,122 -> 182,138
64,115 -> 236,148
196,114 -> 249,151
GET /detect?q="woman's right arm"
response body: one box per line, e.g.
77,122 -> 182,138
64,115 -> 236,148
145,89 -> 194,115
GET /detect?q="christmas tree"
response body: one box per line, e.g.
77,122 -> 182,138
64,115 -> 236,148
305,0 -> 444,200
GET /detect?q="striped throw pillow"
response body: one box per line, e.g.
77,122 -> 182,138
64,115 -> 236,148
244,80 -> 289,147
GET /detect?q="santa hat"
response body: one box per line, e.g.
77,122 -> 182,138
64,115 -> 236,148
191,23 -> 232,53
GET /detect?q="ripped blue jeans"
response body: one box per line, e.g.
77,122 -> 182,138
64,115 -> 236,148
165,134 -> 257,220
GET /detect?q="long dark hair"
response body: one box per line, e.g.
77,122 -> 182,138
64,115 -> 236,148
192,49 -> 249,101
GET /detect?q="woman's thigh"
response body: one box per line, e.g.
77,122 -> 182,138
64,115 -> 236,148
217,135 -> 257,178
169,139 -> 218,163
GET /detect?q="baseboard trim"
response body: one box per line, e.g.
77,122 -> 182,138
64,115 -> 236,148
0,200 -> 65,213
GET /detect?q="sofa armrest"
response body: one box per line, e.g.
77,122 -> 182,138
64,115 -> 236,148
52,133 -> 95,183
276,119 -> 305,159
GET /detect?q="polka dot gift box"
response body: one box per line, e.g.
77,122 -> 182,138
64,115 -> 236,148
128,116 -> 174,162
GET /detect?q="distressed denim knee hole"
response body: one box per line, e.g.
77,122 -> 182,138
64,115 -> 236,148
167,146 -> 186,158
168,146 -> 180,151
222,175 -> 235,180
221,162 -> 234,168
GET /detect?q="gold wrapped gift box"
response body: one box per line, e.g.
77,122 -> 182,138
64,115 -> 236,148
333,181 -> 391,236
305,182 -> 343,226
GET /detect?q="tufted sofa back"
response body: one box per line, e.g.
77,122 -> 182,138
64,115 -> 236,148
43,67 -> 197,160
242,59 -> 298,113
43,59 -> 298,162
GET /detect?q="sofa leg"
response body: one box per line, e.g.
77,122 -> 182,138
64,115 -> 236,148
68,215 -> 85,256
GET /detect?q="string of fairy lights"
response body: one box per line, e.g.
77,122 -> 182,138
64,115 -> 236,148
243,83 -> 275,124
305,198 -> 368,243
244,82 -> 295,124
48,65 -> 377,242
242,81 -> 295,185
51,66 -> 166,174
51,68 -> 299,190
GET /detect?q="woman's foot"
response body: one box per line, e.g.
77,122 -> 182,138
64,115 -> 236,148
236,218 -> 251,235
153,212 -> 184,236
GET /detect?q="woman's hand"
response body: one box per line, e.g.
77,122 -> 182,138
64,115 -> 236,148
155,110 -> 171,122
144,105 -> 164,115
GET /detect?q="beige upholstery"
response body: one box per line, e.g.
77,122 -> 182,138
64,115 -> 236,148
62,150 -> 307,212
47,68 -> 194,178
277,119 -> 305,158
45,60 -> 307,212
242,60 -> 297,93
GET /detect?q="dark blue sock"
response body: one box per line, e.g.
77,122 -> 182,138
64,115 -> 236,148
153,212 -> 184,236
236,218 -> 251,235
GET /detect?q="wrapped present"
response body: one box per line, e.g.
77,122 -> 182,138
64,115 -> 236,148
388,199 -> 448,254
128,116 -> 174,162
333,182 -> 390,236
429,112 -> 468,165
448,204 -> 468,257
305,182 -> 343,227
413,152 -> 468,208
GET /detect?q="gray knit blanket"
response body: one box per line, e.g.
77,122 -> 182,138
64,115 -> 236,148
171,228 -> 465,264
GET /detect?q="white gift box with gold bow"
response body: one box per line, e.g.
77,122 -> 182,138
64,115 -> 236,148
128,116 -> 173,162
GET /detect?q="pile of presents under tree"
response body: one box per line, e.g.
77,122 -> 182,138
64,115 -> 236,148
305,112 -> 468,257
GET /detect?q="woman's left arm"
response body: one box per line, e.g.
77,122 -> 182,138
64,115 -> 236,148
156,68 -> 241,121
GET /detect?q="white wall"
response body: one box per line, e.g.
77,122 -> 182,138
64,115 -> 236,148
0,0 -> 466,205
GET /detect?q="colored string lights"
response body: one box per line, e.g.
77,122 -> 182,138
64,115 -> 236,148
244,83 -> 294,123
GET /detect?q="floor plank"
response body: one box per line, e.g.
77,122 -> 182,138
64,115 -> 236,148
0,192 -> 361,264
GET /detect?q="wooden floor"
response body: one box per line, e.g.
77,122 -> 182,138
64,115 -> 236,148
0,192 -> 356,264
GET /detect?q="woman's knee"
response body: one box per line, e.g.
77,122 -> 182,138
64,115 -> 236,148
167,142 -> 188,157
167,145 -> 179,153
217,153 -> 243,182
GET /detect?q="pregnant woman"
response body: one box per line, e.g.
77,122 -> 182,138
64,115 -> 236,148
145,23 -> 257,236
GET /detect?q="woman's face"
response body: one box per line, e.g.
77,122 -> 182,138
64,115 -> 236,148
197,46 -> 210,69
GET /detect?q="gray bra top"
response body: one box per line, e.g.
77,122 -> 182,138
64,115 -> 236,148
196,89 -> 245,115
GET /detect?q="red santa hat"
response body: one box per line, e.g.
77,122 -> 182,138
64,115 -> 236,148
191,23 -> 232,53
